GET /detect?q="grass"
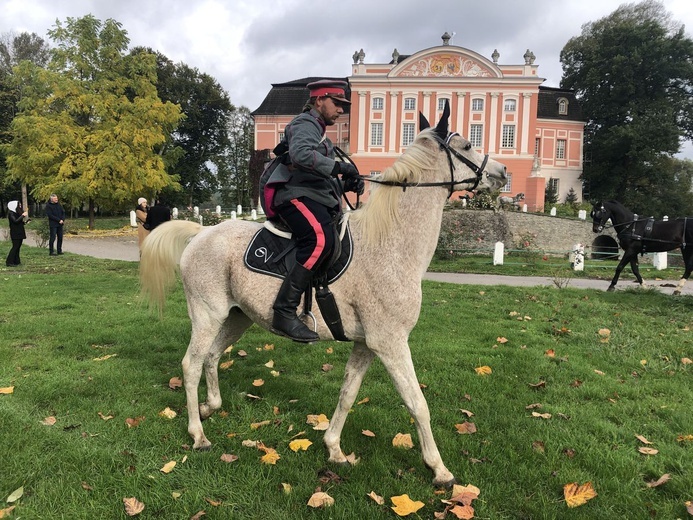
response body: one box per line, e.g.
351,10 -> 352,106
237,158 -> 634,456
0,246 -> 692,519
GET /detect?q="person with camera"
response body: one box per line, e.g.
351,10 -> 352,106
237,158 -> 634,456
6,200 -> 29,267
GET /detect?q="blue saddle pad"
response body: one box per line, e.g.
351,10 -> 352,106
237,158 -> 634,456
244,224 -> 353,283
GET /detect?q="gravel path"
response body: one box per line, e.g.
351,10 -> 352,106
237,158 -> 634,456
18,231 -> 693,295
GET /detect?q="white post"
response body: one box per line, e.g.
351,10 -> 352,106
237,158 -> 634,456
237,204 -> 243,216
193,206 -> 199,218
216,205 -> 221,216
522,204 -> 527,213
493,241 -> 504,265
231,211 -> 237,220
198,215 -> 204,225
550,207 -> 557,216
578,210 -> 586,220
461,198 -> 467,208
172,207 -> 178,219
129,210 -> 137,228
572,243 -> 585,271
654,216 -> 669,270
257,198 -> 265,215
251,209 -> 257,220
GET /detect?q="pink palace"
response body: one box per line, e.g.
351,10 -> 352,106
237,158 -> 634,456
252,33 -> 585,212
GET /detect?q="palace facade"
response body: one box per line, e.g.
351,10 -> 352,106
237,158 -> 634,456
252,34 -> 585,211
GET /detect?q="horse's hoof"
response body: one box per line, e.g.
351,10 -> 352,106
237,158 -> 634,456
433,476 -> 457,490
673,290 -> 681,296
192,438 -> 212,451
606,286 -> 616,292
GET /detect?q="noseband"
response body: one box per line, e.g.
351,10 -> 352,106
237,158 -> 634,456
591,204 -> 608,232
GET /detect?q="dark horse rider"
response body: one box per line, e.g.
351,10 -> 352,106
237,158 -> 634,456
263,79 -> 364,343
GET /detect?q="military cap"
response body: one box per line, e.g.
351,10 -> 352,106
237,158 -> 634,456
307,79 -> 351,104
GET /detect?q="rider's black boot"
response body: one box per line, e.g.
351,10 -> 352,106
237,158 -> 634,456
271,264 -> 319,343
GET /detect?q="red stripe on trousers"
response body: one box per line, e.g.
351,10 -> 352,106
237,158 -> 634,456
290,198 -> 325,270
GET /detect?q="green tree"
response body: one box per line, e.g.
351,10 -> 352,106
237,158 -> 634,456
560,0 -> 693,215
220,106 -> 254,209
545,180 -> 559,204
136,48 -> 234,208
564,187 -> 579,207
2,16 -> 183,228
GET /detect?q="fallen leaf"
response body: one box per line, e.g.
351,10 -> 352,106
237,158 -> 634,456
307,492 -> 334,508
545,349 -> 556,357
460,409 -> 474,417
681,357 -> 692,365
392,432 -> 414,449
390,494 -> 424,516
496,337 -> 508,344
525,403 -> 542,410
6,486 -> 23,503
250,420 -> 271,430
257,442 -> 280,464
241,439 -> 258,448
563,448 -> 576,458
190,511 -> 206,520
449,504 -> 475,519
158,407 -> 177,419
171,491 -> 182,499
41,416 -> 57,426
677,434 -> 693,442
474,366 -> 492,376
160,461 -> 176,474
367,491 -> 385,505
362,429 -> 376,437
98,412 -> 114,421
252,379 -> 264,387
306,413 -> 330,430
204,497 -> 222,506
532,440 -> 546,453
638,447 -> 659,455
686,500 -> 693,515
640,359 -> 647,366
237,350 -> 247,357
264,360 -> 274,368
357,397 -> 370,405
281,483 -> 292,494
93,354 -> 116,361
0,506 -> 16,517
532,412 -> 552,419
289,439 -> 312,452
594,369 -> 605,376
345,452 -> 360,465
223,345 -> 233,354
81,481 -> 93,491
168,377 -> 182,390
529,381 -> 546,389
125,416 -> 144,428
635,434 -> 652,445
0,386 -> 14,395
263,344 -> 274,350
598,328 -> 611,343
449,484 -> 480,506
563,482 -> 597,508
321,363 -> 334,372
220,453 -> 238,463
325,347 -> 333,354
646,474 -> 671,488
454,422 -> 477,434
123,497 -> 145,516
219,360 -> 234,370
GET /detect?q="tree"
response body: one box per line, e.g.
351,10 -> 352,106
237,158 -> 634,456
560,0 -> 693,215
545,180 -> 559,204
564,187 -> 579,207
2,16 -> 183,228
220,106 -> 254,209
135,47 -> 234,208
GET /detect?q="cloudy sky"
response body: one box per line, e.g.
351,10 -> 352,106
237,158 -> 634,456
3,0 -> 693,156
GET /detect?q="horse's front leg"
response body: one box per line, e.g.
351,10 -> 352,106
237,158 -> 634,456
608,254 -> 632,291
377,340 -> 455,488
182,329 -> 213,450
674,248 -> 693,295
324,341 -> 375,464
630,257 -> 645,287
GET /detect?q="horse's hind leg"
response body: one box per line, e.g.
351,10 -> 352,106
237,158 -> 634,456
608,254 -> 633,291
377,339 -> 455,488
324,341 -> 375,464
630,257 -> 644,287
674,247 -> 693,295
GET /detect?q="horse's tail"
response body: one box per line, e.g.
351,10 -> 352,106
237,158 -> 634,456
139,220 -> 203,313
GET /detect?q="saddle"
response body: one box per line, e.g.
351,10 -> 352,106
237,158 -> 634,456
244,218 -> 353,341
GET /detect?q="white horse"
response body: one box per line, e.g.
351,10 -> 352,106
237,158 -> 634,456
139,104 -> 507,487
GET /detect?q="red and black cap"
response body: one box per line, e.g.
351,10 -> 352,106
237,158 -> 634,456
307,79 -> 351,104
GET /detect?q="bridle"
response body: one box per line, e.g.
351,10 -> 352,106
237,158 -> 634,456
591,203 -> 610,232
335,132 -> 490,210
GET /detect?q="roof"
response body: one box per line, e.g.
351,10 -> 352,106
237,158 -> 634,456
251,76 -> 351,116
537,86 -> 584,121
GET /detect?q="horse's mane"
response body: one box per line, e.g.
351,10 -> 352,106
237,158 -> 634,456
349,130 -> 439,246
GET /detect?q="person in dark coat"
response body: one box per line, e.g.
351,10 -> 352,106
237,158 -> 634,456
6,200 -> 28,266
145,199 -> 172,231
45,193 -> 65,256
263,79 -> 364,343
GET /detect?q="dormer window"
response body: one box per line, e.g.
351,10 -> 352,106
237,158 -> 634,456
558,98 -> 568,115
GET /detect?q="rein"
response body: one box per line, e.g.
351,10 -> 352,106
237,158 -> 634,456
594,204 -> 689,247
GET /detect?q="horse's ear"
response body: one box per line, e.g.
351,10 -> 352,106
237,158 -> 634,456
419,112 -> 430,131
434,100 -> 450,140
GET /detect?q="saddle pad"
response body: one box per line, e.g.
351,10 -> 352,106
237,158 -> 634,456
244,224 -> 353,283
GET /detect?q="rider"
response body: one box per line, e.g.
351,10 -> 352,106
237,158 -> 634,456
265,79 -> 364,343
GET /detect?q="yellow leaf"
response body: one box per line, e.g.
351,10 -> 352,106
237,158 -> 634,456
0,506 -> 16,518
306,413 -> 330,430
531,412 -> 552,419
41,416 -> 57,426
158,407 -> 177,419
307,491 -> 334,508
160,461 -> 176,473
6,486 -> 23,503
357,397 -> 370,405
362,429 -> 376,437
223,345 -> 234,354
289,439 -> 313,452
219,360 -> 234,370
252,379 -> 264,387
367,491 -> 385,505
635,434 -> 652,444
474,366 -> 492,376
0,386 -> 14,395
392,432 -> 414,449
123,497 -> 145,516
563,482 -> 597,508
638,447 -> 658,455
640,359 -> 647,366
93,354 -> 117,362
450,504 -> 475,519
257,442 -> 280,464
594,369 -> 605,376
98,412 -> 114,421
454,422 -> 477,434
496,336 -> 508,344
250,420 -> 271,430
281,482 -> 292,494
390,494 -> 425,516
263,343 -> 274,350
681,357 -> 692,365
325,347 -> 333,354
345,452 -> 360,465
264,360 -> 274,368
677,434 -> 693,442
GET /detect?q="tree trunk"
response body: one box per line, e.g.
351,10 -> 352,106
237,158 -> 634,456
21,183 -> 28,215
88,198 -> 95,230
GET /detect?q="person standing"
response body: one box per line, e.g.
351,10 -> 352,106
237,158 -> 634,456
144,198 -> 171,231
45,194 -> 65,256
263,79 -> 363,342
135,197 -> 150,250
6,200 -> 28,267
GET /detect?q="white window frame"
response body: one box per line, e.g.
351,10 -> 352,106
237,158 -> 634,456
501,125 -> 515,148
402,123 -> 415,147
404,97 -> 416,110
556,139 -> 566,159
501,173 -> 512,193
437,98 -> 449,111
370,122 -> 383,146
469,124 -> 483,148
471,98 -> 484,111
558,98 -> 568,115
504,99 -> 516,112
372,97 -> 384,110
278,132 -> 285,142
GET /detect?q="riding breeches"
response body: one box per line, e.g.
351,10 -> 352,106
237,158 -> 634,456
276,197 -> 337,271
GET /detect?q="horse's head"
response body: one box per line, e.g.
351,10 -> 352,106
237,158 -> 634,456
590,202 -> 610,233
419,102 -> 507,194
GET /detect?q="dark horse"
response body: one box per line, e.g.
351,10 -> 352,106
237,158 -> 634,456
591,200 -> 693,294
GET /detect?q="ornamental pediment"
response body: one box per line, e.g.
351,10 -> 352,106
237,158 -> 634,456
391,50 -> 498,78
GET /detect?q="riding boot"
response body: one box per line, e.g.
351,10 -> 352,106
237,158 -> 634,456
271,264 -> 319,343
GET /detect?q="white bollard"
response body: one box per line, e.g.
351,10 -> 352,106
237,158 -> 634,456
653,252 -> 668,270
172,207 -> 178,219
130,210 -> 137,228
550,207 -> 557,216
231,211 -> 237,220
193,206 -> 199,218
216,205 -> 221,216
572,243 -> 585,271
493,241 -> 504,265
578,210 -> 586,220
251,209 -> 257,220
461,198 -> 467,208
237,204 -> 243,216
198,215 -> 204,225
522,204 -> 527,213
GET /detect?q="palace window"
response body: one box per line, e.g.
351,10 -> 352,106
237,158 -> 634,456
501,125 -> 515,148
558,98 -> 568,115
402,123 -> 415,146
556,139 -> 566,159
437,98 -> 449,111
471,98 -> 484,111
501,173 -> 512,193
404,97 -> 416,110
370,123 -> 383,146
278,132 -> 285,142
504,99 -> 516,112
372,97 -> 384,110
469,124 -> 483,147
534,137 -> 540,156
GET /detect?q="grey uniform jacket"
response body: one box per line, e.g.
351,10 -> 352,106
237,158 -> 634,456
267,108 -> 341,212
